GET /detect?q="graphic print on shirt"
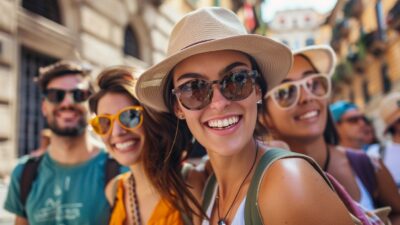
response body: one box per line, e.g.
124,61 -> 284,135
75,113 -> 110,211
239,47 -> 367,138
33,176 -> 83,223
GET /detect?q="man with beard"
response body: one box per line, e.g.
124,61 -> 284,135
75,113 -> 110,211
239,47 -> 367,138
4,61 -> 119,225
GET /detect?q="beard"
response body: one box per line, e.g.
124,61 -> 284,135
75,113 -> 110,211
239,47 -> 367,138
47,106 -> 88,137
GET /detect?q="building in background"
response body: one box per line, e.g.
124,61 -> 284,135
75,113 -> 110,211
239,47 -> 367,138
0,0 -> 184,176
267,8 -> 332,49
326,0 -> 400,135
0,0 -> 264,176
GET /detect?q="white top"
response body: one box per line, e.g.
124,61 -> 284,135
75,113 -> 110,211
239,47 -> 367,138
368,141 -> 400,187
355,175 -> 375,210
201,186 -> 246,225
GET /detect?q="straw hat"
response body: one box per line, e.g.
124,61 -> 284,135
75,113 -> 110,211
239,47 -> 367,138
135,7 -> 293,112
293,45 -> 337,76
380,92 -> 400,133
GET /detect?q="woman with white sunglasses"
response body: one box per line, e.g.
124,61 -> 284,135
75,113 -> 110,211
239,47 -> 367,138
262,46 -> 400,224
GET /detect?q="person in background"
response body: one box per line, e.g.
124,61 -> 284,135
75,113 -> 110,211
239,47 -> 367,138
262,45 -> 400,224
135,7 -> 353,225
4,60 -> 118,225
330,101 -> 369,150
88,66 -> 205,225
368,92 -> 400,190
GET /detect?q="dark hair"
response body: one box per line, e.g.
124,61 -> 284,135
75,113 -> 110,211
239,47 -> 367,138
89,66 -> 203,218
36,60 -> 94,92
163,51 -> 269,140
324,109 -> 340,145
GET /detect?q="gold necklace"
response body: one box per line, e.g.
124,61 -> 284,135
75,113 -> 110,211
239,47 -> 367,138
216,142 -> 259,225
128,173 -> 141,225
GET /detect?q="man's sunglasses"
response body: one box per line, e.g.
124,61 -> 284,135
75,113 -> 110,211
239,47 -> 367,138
340,115 -> 368,124
266,74 -> 331,110
172,70 -> 259,110
43,88 -> 91,104
90,106 -> 143,136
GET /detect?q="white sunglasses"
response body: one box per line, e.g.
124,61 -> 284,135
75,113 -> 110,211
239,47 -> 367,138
266,74 -> 331,110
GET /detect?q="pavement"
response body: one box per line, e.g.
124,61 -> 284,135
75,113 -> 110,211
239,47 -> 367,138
0,179 -> 13,225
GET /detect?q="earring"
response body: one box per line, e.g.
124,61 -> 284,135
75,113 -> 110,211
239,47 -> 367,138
178,114 -> 185,120
257,99 -> 262,104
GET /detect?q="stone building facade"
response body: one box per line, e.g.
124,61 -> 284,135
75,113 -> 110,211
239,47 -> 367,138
267,8 -> 332,49
327,0 -> 400,136
0,0 -> 192,176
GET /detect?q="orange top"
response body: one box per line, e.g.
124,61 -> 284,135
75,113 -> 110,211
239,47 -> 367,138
108,173 -> 184,225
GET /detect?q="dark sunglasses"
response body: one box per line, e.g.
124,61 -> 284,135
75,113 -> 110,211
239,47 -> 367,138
266,74 -> 331,109
341,115 -> 368,124
43,88 -> 91,104
90,106 -> 143,136
172,70 -> 259,110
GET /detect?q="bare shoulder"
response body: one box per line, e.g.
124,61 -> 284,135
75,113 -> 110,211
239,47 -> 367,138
257,157 -> 353,225
104,174 -> 123,205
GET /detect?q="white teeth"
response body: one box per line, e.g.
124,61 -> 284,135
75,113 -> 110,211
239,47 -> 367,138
207,116 -> 239,129
115,140 -> 136,150
299,110 -> 318,120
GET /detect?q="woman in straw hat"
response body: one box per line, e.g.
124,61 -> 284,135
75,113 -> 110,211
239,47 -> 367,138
135,7 -> 353,225
262,45 -> 400,224
88,66 -> 206,225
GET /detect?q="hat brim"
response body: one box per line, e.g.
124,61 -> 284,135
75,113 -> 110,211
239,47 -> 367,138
293,46 -> 336,76
384,110 -> 400,134
136,35 -> 292,112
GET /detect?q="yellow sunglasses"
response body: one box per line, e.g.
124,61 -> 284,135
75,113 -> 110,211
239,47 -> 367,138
90,106 -> 143,136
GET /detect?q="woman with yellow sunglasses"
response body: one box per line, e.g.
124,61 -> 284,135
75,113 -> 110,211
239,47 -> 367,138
88,66 -> 205,225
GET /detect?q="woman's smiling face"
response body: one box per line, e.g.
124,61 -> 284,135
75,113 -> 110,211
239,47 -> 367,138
172,50 -> 261,156
96,92 -> 146,166
265,55 -> 329,142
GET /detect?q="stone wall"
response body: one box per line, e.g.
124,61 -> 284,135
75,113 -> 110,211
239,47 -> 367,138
0,0 -> 180,176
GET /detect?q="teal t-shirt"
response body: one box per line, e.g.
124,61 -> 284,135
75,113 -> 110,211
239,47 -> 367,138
4,151 -> 112,225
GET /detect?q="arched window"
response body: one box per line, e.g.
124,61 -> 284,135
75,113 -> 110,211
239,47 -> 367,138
22,0 -> 62,24
123,26 -> 141,59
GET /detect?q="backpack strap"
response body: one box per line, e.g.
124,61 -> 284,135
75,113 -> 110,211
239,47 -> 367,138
20,155 -> 44,209
244,148 -> 333,225
202,173 -> 217,214
105,155 -> 121,186
345,150 -> 378,201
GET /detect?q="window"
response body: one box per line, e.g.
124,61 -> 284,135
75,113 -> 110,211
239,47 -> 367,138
22,0 -> 62,24
362,79 -> 370,103
349,90 -> 355,103
381,63 -> 391,93
18,47 -> 57,156
306,37 -> 315,46
123,26 -> 141,59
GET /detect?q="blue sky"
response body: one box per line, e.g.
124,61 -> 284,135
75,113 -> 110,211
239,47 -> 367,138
261,0 -> 338,22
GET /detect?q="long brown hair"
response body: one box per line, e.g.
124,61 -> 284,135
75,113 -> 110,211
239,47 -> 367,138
89,66 -> 203,219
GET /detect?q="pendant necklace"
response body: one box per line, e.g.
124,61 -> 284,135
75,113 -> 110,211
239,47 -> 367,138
128,173 -> 142,225
216,142 -> 259,225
